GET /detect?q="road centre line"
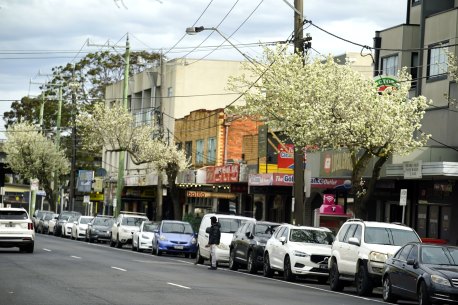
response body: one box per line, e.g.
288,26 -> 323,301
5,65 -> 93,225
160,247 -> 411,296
111,266 -> 127,272
167,282 -> 191,290
132,259 -> 187,265
42,248 -> 51,252
71,255 -> 81,259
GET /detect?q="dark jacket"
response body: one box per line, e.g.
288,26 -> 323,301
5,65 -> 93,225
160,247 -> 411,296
207,222 -> 221,245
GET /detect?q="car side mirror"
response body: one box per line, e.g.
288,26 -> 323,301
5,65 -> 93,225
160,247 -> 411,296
279,236 -> 286,244
117,223 -> 120,227
348,237 -> 360,246
406,258 -> 418,268
245,231 -> 254,239
153,229 -> 159,233
73,221 -> 78,225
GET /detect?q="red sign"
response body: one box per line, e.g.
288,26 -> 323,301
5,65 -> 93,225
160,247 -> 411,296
277,144 -> 294,169
206,164 -> 240,183
249,173 -> 348,189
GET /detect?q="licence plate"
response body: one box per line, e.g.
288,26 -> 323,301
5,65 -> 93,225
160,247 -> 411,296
174,246 -> 184,250
5,223 -> 14,227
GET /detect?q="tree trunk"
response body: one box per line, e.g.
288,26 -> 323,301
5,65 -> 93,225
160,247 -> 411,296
165,163 -> 181,220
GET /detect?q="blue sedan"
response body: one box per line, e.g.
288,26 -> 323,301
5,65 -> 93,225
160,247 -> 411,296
152,220 -> 197,258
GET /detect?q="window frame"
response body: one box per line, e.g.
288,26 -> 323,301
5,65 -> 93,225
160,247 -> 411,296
381,54 -> 399,76
196,139 -> 204,164
427,42 -> 448,81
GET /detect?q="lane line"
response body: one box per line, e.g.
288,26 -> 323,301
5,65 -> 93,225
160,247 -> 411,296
167,282 -> 191,290
42,248 -> 51,252
111,266 -> 127,272
70,255 -> 82,259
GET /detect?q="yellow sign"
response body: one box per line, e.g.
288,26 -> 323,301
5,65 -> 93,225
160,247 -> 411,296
90,193 -> 104,201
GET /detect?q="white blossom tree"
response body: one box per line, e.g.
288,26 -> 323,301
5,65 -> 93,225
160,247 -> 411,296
4,122 -> 70,211
228,46 -> 431,218
77,103 -> 188,219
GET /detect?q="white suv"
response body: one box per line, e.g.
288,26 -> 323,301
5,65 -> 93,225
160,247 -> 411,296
110,212 -> 148,248
328,219 -> 421,296
0,208 -> 35,253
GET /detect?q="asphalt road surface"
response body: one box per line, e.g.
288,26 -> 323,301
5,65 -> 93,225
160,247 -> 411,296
0,234 -> 414,305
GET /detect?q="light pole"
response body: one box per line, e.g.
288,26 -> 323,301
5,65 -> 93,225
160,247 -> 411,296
185,26 -> 256,65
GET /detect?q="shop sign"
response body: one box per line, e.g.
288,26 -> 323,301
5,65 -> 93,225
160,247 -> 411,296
249,174 -> 274,186
375,75 -> 399,92
273,173 -> 294,186
277,144 -> 294,169
403,161 -> 422,179
186,191 -> 236,200
90,193 -> 104,201
206,164 -> 240,183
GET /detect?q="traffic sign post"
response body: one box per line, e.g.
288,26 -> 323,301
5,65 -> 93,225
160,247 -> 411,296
400,189 -> 407,224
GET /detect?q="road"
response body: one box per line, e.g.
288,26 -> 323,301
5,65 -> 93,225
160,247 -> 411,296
0,234 -> 402,305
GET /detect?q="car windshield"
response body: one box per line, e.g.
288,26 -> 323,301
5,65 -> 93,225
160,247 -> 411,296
143,223 -> 157,232
0,210 -> 28,220
61,215 -> 70,221
93,218 -> 113,226
290,229 -> 335,245
121,217 -> 145,226
219,218 -> 247,233
421,246 -> 455,265
80,217 -> 92,224
364,227 -> 420,246
162,222 -> 193,234
44,213 -> 54,220
255,224 -> 279,237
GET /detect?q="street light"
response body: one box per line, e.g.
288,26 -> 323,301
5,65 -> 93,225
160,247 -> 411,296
185,26 -> 256,65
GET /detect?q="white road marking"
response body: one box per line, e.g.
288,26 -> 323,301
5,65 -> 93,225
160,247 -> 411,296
111,266 -> 127,272
167,282 -> 191,290
70,255 -> 81,259
132,259 -> 186,265
42,248 -> 51,252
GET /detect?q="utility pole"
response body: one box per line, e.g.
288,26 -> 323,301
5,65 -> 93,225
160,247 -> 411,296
115,35 -> 130,217
54,85 -> 63,210
69,68 -> 77,212
293,0 -> 306,225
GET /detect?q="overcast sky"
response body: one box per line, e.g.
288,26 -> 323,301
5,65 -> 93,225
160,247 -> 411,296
0,0 -> 407,133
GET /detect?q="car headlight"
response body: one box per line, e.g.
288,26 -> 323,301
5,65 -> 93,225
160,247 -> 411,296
191,237 -> 197,244
293,250 -> 310,257
431,274 -> 451,286
369,251 -> 388,263
141,234 -> 151,239
159,235 -> 167,241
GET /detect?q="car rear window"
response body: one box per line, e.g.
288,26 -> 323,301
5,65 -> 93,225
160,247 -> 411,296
219,218 -> 247,234
365,227 -> 420,246
0,210 -> 28,220
122,217 -> 146,226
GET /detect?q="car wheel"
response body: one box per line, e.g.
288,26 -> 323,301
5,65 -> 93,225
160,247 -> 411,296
195,247 -> 204,264
418,281 -> 431,305
109,234 -> 115,247
283,255 -> 294,281
247,251 -> 257,274
329,259 -> 344,292
356,263 -> 373,296
263,253 -> 273,278
382,275 -> 397,303
115,235 -> 122,248
229,249 -> 239,271
136,238 -> 141,252
155,243 -> 162,256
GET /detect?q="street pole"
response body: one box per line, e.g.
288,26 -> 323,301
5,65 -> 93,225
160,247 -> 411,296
69,69 -> 77,212
39,92 -> 45,132
293,0 -> 306,225
54,86 -> 63,210
115,35 -> 130,217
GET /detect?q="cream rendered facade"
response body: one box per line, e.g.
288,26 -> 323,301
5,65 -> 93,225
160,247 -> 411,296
103,58 -> 246,212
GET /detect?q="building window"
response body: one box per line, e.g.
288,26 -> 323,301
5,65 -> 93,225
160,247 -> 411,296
428,44 -> 448,79
185,141 -> 192,161
196,139 -> 204,164
167,87 -> 173,97
410,52 -> 419,88
382,54 -> 399,76
207,137 -> 216,164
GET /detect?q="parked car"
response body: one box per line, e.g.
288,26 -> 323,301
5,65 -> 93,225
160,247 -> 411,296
37,211 -> 57,234
86,215 -> 114,243
0,208 -> 35,253
328,219 -> 421,296
71,216 -> 93,240
132,221 -> 159,252
263,224 -> 334,282
229,220 -> 280,273
151,220 -> 197,257
195,213 -> 255,266
110,212 -> 148,248
54,211 -> 81,236
382,242 -> 458,305
62,215 -> 77,238
32,210 -> 48,232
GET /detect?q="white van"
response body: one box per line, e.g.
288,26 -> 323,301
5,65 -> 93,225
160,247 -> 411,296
195,213 -> 255,265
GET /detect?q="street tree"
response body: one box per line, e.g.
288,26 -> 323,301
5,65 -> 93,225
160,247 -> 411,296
228,46 -> 431,218
3,122 -> 70,212
76,103 -> 188,219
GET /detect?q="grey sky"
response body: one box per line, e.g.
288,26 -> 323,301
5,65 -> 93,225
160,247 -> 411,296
0,0 -> 407,130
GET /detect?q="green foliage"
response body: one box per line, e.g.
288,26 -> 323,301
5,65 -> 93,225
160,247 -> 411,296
183,213 -> 202,233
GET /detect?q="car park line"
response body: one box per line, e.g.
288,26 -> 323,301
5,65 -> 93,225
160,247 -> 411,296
167,282 -> 191,290
70,255 -> 81,259
111,266 -> 127,272
43,248 -> 51,252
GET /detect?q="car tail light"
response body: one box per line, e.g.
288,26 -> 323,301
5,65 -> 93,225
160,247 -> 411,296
28,223 -> 34,230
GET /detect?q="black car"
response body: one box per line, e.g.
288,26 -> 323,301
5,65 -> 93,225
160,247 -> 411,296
54,211 -> 81,236
382,242 -> 458,305
229,220 -> 280,273
85,215 -> 114,243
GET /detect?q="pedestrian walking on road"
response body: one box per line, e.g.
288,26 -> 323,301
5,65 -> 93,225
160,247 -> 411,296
205,216 -> 221,270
